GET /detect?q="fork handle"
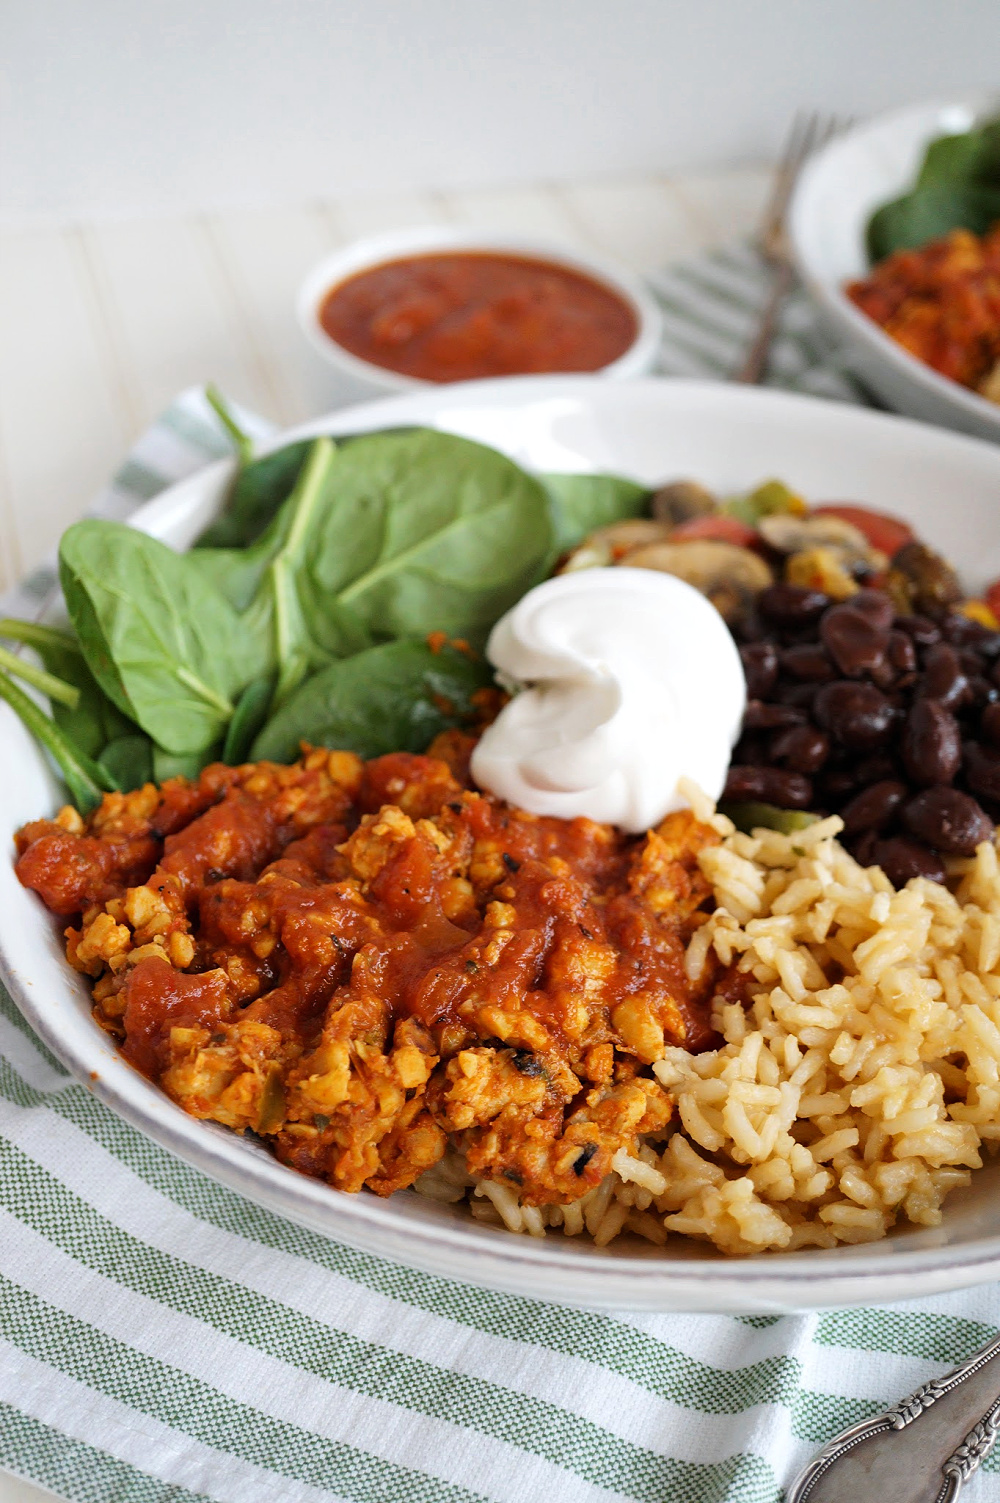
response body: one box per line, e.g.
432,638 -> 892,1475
786,1331 -> 1000,1502
732,258 -> 795,384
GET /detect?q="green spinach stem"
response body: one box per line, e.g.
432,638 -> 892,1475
205,384 -> 254,467
0,644 -> 80,708
0,670 -> 116,812
0,619 -> 79,653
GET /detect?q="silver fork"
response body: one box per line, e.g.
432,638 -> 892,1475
786,1329 -> 1000,1500
732,111 -> 846,385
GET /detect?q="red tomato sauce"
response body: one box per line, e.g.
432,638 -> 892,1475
317,252 -> 639,382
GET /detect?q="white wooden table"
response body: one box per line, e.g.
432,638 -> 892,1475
0,165 -> 767,1503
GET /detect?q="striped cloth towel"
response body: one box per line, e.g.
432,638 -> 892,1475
1,244 -> 998,1503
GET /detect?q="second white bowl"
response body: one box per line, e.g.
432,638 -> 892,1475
789,95 -> 1000,443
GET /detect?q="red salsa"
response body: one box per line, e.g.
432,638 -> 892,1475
318,251 -> 639,383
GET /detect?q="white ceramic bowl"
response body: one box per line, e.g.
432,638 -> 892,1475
296,225 -> 663,393
789,95 -> 1000,442
8,375 -> 1000,1313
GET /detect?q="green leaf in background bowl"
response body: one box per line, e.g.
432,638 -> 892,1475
866,116 -> 1000,262
867,181 -> 1000,262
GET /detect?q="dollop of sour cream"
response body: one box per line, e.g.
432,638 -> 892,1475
469,567 -> 746,833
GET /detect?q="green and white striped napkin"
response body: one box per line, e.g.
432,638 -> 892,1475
1,246 -> 998,1503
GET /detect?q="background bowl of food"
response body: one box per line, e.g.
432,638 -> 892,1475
8,375 -> 1000,1313
788,95 -> 1000,441
296,224 -> 664,393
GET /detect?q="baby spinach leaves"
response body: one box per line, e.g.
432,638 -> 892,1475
541,472 -> 650,557
867,117 -> 1000,262
59,521 -> 261,755
251,641 -> 492,764
5,419 -> 652,811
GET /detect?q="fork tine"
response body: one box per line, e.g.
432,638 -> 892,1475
759,111 -> 819,244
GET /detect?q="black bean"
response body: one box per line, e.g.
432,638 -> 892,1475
840,780 -> 908,836
896,614 -> 941,646
982,703 -> 1000,750
820,600 -> 891,677
853,753 -> 899,784
902,700 -> 961,786
813,681 -> 896,750
960,648 -> 984,675
964,741 -> 1000,803
511,1049 -> 544,1077
722,765 -> 814,808
902,787 -> 993,855
743,700 -> 808,730
781,643 -> 835,682
968,675 -> 999,709
851,588 -> 897,630
769,724 -> 830,774
975,632 -> 1000,660
869,657 -> 898,690
820,768 -> 863,801
739,642 -> 779,699
919,643 -> 969,710
757,583 -> 830,628
776,681 -> 822,710
851,830 -> 880,867
941,613 -> 987,645
888,631 -> 917,673
873,836 -> 947,887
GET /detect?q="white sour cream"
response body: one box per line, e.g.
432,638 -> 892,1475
470,567 -> 746,833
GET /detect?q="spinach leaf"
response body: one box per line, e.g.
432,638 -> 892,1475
0,617 -> 133,756
867,182 -> 1000,262
223,674 -> 275,764
59,521 -> 263,756
153,745 -> 217,782
195,440 -> 312,551
296,429 -> 555,656
0,671 -> 117,812
251,640 -> 492,764
916,120 -> 1000,189
541,472 -> 649,556
99,734 -> 154,792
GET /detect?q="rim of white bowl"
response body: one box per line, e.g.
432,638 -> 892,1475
295,224 -> 664,392
788,94 -> 1000,433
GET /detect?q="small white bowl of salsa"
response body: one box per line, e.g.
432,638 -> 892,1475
296,225 -> 663,391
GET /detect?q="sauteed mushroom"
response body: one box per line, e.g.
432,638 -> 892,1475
622,539 -> 773,626
650,479 -> 719,527
560,518 -> 672,572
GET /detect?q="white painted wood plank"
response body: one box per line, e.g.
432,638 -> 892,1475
441,184 -> 586,247
673,166 -> 773,247
556,177 -> 709,273
82,217 -> 275,433
207,205 -> 366,426
0,1470 -> 56,1503
333,190 -> 449,242
0,228 -> 129,584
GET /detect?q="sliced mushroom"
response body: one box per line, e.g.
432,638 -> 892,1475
758,513 -> 872,557
622,539 -> 773,626
650,479 -> 719,527
886,541 -> 961,616
560,518 -> 672,573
